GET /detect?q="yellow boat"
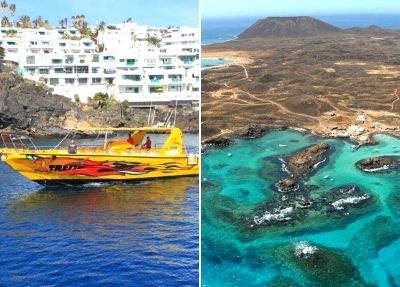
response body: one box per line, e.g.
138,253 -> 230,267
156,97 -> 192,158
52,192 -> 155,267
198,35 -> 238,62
0,127 -> 199,185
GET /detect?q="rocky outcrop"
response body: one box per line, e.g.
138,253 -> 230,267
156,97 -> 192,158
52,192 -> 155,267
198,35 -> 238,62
238,16 -> 342,39
287,143 -> 330,177
356,156 -> 399,172
0,72 -> 91,136
239,123 -> 269,139
203,136 -> 232,148
274,144 -> 330,193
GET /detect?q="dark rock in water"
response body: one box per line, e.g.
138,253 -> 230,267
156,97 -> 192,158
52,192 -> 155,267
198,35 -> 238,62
356,156 -> 399,172
271,143 -> 330,193
261,243 -> 368,287
287,143 -> 330,177
323,185 -> 374,215
275,177 -> 299,193
204,136 -> 232,148
239,123 -> 268,139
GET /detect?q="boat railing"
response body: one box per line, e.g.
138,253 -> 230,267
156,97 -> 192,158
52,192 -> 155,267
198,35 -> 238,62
0,133 -> 38,150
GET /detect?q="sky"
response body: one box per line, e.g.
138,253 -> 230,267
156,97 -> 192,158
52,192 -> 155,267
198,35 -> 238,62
2,0 -> 199,27
202,0 -> 400,18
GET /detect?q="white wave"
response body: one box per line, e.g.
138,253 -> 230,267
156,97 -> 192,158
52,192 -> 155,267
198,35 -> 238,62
253,207 -> 293,225
278,157 -> 290,174
294,241 -> 318,258
331,194 -> 370,210
313,158 -> 326,169
363,165 -> 390,172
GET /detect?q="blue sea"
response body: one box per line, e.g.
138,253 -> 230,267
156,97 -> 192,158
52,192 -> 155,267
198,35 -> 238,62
202,14 -> 400,44
0,134 -> 199,286
202,130 -> 400,286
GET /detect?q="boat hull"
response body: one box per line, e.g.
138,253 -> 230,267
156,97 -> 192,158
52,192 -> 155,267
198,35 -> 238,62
1,150 -> 199,183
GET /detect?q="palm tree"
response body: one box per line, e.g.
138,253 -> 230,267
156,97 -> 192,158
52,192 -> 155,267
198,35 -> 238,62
71,15 -> 76,28
146,35 -> 162,48
18,15 -> 31,28
9,3 -> 15,16
1,1 -> 7,15
59,18 -> 64,28
1,15 -> 8,26
0,46 -> 5,71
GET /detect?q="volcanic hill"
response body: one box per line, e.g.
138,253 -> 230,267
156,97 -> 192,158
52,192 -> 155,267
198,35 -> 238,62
238,16 -> 342,38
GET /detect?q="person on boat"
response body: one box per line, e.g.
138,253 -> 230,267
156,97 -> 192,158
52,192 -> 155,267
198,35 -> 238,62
68,139 -> 77,154
142,136 -> 152,150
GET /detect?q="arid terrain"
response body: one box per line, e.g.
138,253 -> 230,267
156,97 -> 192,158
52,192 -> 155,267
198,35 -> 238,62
202,27 -> 400,144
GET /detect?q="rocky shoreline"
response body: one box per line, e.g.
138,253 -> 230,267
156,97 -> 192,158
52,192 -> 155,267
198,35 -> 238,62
0,72 -> 198,138
356,156 -> 400,172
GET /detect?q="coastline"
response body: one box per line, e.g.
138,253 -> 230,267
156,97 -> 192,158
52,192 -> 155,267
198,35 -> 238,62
202,124 -> 400,149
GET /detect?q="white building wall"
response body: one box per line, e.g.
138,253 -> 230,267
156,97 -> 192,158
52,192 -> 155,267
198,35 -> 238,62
0,23 -> 200,104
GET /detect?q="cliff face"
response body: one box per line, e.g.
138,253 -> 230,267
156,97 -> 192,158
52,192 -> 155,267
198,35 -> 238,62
0,72 -> 91,136
238,16 -> 342,38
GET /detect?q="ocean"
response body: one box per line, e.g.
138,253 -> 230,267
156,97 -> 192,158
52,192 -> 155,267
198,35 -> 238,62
0,134 -> 199,286
201,130 -> 400,286
202,14 -> 400,45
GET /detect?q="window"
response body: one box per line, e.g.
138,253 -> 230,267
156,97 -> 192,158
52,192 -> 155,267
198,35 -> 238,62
65,78 -> 75,85
76,66 -> 88,73
78,78 -> 88,85
149,75 -> 164,83
92,78 -> 101,84
126,87 -> 139,93
126,59 -> 136,66
49,78 -> 59,85
149,87 -> 163,93
26,56 -> 35,64
161,58 -> 172,64
92,54 -> 99,62
123,75 -> 141,81
168,86 -> 182,92
168,74 -> 182,82
65,56 -> 74,64
103,55 -> 115,61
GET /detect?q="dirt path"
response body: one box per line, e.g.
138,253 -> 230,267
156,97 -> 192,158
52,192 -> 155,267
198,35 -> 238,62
390,88 -> 399,111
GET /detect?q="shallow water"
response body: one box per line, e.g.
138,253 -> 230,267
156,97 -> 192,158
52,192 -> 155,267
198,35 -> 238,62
0,134 -> 199,286
201,130 -> 400,286
201,58 -> 229,68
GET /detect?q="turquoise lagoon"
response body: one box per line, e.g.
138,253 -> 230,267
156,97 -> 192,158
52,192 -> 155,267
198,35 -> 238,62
201,58 -> 229,68
202,130 -> 400,286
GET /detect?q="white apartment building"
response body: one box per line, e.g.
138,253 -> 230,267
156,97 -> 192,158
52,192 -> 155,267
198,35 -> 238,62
0,22 -> 200,105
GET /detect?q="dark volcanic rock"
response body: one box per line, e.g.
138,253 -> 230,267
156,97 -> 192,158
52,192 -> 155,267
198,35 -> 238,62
204,136 -> 232,148
0,72 -> 87,136
239,123 -> 268,138
275,177 -> 299,193
356,156 -> 399,172
287,143 -> 330,177
238,16 -> 342,39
